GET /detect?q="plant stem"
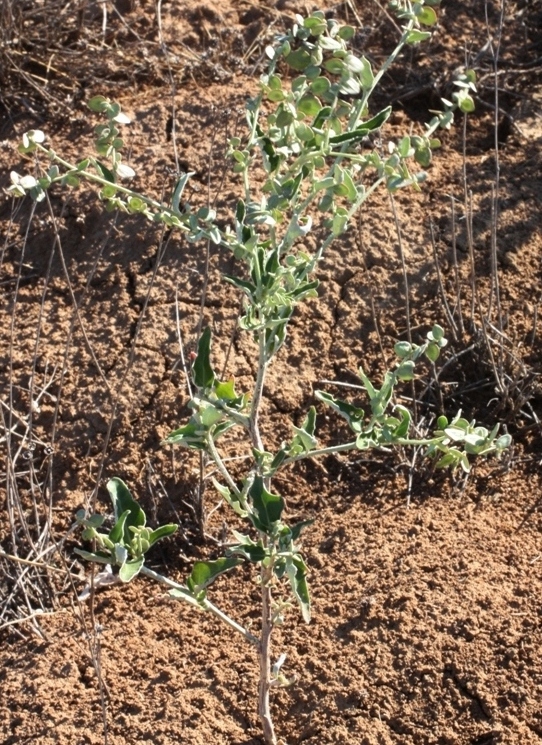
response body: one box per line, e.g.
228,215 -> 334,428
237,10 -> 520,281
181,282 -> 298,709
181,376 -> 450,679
206,434 -> 242,497
245,325 -> 277,742
352,20 -> 416,126
140,565 -> 259,646
282,434 -> 454,467
250,330 -> 268,452
39,146 -> 166,209
258,562 -> 277,745
283,439 -> 359,466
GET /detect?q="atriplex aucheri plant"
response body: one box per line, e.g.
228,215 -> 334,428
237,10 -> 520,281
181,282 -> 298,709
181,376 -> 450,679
8,3 -> 511,743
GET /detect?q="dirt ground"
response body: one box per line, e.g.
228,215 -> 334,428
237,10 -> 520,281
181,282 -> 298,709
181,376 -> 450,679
1,1 -> 542,744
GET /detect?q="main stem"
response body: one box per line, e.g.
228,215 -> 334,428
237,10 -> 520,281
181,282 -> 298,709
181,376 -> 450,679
259,561 -> 277,745
251,329 -> 277,744
249,328 -> 268,452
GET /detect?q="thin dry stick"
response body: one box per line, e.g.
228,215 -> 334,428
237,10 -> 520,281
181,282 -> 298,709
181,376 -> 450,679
356,210 -> 385,360
5,202 -> 39,567
195,109 -> 238,341
449,194 -> 465,338
0,607 -> 69,631
0,549 -> 79,576
464,185 -> 504,395
486,0 -> 506,387
45,198 -> 112,395
220,299 -> 244,381
22,227 -> 61,557
462,111 -> 478,331
369,0 -> 402,33
489,184 -> 505,388
156,0 -> 180,175
172,280 -> 207,536
430,219 -> 458,340
389,192 -> 417,422
465,189 -> 479,328
388,193 -> 412,345
172,284 -> 194,397
529,295 -> 540,349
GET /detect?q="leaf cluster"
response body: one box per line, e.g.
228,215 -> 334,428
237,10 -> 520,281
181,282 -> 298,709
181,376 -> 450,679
75,478 -> 177,583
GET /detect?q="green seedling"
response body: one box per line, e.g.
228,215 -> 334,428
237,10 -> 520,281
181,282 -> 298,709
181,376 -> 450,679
10,4 -> 506,743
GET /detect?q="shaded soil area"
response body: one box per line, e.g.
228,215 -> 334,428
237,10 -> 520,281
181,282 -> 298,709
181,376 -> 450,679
1,1 -> 542,744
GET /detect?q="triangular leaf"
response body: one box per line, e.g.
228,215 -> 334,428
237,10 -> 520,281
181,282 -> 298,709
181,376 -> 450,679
108,509 -> 130,544
212,478 -> 247,517
290,518 -> 315,542
301,406 -> 317,437
224,274 -> 256,295
164,422 -> 207,449
214,379 -> 238,402
94,159 -> 116,184
291,407 -> 318,453
186,557 -> 243,594
171,171 -> 195,213
315,391 -> 364,432
74,548 -> 112,565
286,556 -> 311,623
249,476 -> 284,532
148,524 -> 178,546
270,447 -> 288,473
118,556 -> 144,583
329,106 -> 392,144
227,543 -> 267,562
392,405 -> 411,439
193,327 -> 215,389
107,478 -> 146,545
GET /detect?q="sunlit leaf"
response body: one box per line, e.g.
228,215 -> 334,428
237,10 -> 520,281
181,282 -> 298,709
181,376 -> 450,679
118,556 -> 144,583
286,556 -> 311,623
95,160 -> 116,184
107,478 -> 146,545
112,111 -> 131,124
186,557 -> 242,594
316,390 -> 364,432
74,548 -> 112,565
163,422 -> 207,450
337,25 -> 355,40
148,524 -> 178,546
249,476 -> 284,532
227,542 -> 267,562
285,48 -> 312,71
297,94 -> 321,117
418,6 -> 438,25
116,163 -> 135,179
405,29 -> 432,44
193,327 -> 215,389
